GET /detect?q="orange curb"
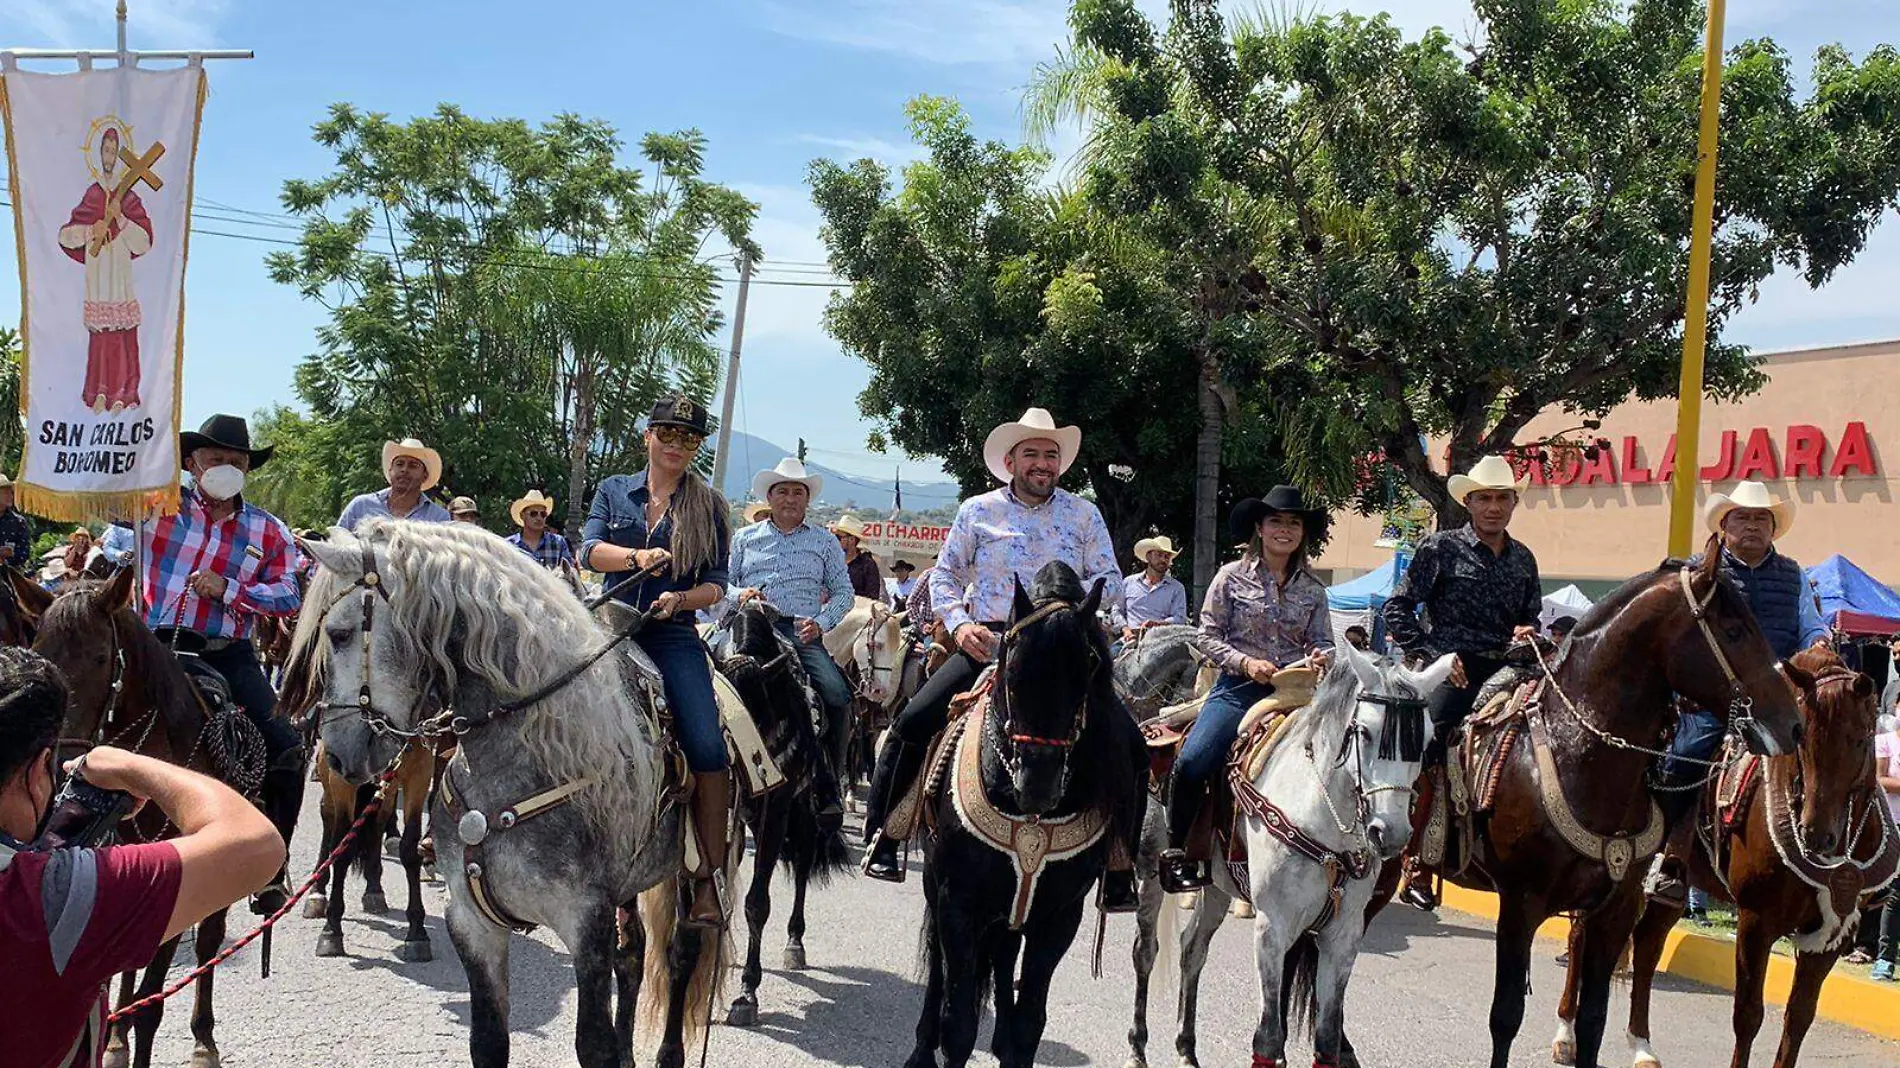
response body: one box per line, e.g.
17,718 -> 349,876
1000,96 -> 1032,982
1438,884 -> 1900,1041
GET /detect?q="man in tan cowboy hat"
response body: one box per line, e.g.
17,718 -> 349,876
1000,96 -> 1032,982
829,513 -> 884,600
337,437 -> 452,531
506,489 -> 575,571
1112,534 -> 1188,644
859,406 -> 1146,912
1646,480 -> 1827,904
1384,454 -> 1543,910
0,473 -> 31,573
448,495 -> 481,524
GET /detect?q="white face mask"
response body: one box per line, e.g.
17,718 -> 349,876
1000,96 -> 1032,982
196,464 -> 246,501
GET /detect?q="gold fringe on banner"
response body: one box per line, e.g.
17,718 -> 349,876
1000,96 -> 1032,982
15,483 -> 178,524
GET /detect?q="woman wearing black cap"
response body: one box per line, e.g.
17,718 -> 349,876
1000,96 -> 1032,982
580,396 -> 733,927
1158,486 -> 1335,893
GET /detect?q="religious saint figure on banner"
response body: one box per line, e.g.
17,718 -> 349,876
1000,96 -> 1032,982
55,117 -> 164,414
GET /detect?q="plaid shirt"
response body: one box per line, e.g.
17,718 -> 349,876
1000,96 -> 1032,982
140,492 -> 303,639
506,530 -> 575,571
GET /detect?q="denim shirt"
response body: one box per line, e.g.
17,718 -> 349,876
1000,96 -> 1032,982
580,471 -> 730,619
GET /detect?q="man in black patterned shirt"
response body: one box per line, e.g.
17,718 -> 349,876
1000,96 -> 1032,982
1383,455 -> 1543,909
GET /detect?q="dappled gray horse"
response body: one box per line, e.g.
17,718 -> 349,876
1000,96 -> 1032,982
1114,624 -> 1205,721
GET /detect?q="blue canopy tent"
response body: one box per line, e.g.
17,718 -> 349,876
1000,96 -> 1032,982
1805,554 -> 1900,636
1327,554 -> 1410,652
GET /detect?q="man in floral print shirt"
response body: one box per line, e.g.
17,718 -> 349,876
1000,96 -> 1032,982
859,408 -> 1145,910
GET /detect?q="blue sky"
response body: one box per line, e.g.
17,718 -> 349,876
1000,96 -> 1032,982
3,0 -> 1897,484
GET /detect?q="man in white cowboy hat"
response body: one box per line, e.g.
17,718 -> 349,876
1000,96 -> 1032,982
1385,454 -> 1543,910
1112,534 -> 1188,643
726,457 -> 857,817
506,489 -> 576,571
336,437 -> 453,531
858,407 -> 1146,911
0,474 -> 31,573
829,513 -> 884,600
1646,480 -> 1828,904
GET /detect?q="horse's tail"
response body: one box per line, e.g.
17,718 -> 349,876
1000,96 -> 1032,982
782,800 -> 852,885
636,868 -> 734,1050
1284,933 -> 1319,1039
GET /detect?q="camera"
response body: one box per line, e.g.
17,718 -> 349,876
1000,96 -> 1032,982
36,765 -> 136,850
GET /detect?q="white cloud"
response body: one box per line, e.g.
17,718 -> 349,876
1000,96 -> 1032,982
0,1 -> 228,51
729,182 -> 838,350
794,133 -> 926,167
762,0 -> 1070,67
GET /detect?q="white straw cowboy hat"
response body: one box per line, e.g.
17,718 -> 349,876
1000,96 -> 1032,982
829,514 -> 867,539
743,501 -> 772,524
510,489 -> 556,527
1446,455 -> 1529,505
1704,480 -> 1795,537
982,407 -> 1082,484
382,438 -> 443,491
1133,535 -> 1180,562
752,457 -> 823,502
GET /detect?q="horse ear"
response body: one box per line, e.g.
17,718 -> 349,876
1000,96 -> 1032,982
1781,659 -> 1815,694
1853,673 -> 1875,699
302,534 -> 358,578
1341,642 -> 1382,693
1411,652 -> 1461,697
90,564 -> 135,614
9,568 -> 52,620
1011,577 -> 1034,622
892,611 -> 907,629
1080,577 -> 1105,619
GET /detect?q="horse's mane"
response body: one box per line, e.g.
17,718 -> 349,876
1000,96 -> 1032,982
1281,654 -> 1361,759
293,518 -> 656,856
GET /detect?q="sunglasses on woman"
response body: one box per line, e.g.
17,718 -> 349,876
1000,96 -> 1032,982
652,426 -> 705,450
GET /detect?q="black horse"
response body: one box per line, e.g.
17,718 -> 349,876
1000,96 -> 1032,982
907,562 -> 1143,1068
712,600 -> 853,1027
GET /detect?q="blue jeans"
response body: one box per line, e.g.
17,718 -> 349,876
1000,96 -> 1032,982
1177,675 -> 1271,787
636,621 -> 727,773
779,620 -> 853,769
202,641 -> 299,762
1661,706 -> 1725,788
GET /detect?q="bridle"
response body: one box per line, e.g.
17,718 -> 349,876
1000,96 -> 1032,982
852,601 -> 898,702
1679,566 -> 1764,743
716,602 -> 797,681
988,597 -> 1100,783
1304,690 -> 1430,848
315,541 -> 643,741
54,611 -> 133,762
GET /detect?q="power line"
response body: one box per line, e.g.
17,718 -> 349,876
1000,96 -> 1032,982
0,198 -> 853,289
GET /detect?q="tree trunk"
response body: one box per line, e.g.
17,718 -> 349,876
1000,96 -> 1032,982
565,357 -> 595,535
1192,345 -> 1224,605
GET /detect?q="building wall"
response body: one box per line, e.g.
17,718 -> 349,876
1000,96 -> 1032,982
1314,339 -> 1898,585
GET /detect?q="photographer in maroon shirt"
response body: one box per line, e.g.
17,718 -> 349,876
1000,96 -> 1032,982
0,648 -> 283,1068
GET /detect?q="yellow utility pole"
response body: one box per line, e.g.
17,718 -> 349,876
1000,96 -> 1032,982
1667,0 -> 1729,557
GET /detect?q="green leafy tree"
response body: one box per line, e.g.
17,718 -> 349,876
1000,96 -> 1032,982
268,105 -> 757,530
0,326 -> 21,475
1065,0 -> 1900,528
811,97 -> 1292,583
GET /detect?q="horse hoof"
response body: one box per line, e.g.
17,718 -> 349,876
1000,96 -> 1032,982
782,944 -> 808,970
1230,899 -> 1255,919
101,1049 -> 128,1068
361,891 -> 388,914
301,895 -> 327,920
726,999 -> 758,1028
1629,1032 -> 1662,1068
190,1047 -> 222,1068
1551,1039 -> 1576,1065
315,931 -> 345,958
395,938 -> 433,963
423,864 -> 439,884
1122,1056 -> 1148,1068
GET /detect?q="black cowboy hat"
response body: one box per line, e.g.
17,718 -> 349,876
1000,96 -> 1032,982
179,414 -> 272,470
647,395 -> 710,437
891,559 -> 916,574
1229,485 -> 1327,544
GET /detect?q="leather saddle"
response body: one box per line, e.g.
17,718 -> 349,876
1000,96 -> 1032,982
1419,676 -> 1537,875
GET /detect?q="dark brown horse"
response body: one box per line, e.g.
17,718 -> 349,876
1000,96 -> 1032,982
1,568 -> 46,646
1556,645 -> 1898,1068
1431,545 -> 1807,1068
33,567 -> 259,1068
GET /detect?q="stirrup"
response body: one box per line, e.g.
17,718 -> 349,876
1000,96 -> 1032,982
1157,849 -> 1210,894
1398,868 -> 1438,912
250,873 -> 291,916
1098,869 -> 1139,913
862,830 -> 907,883
685,872 -> 726,929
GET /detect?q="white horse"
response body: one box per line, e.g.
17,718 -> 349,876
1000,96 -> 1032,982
293,519 -> 721,1068
823,595 -> 921,796
1128,645 -> 1456,1068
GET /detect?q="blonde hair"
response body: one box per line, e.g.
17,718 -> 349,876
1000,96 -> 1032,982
652,468 -> 728,580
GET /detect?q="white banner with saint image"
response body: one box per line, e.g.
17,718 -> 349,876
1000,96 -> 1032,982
1,64 -> 206,518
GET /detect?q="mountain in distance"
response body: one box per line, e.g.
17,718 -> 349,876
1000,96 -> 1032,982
713,430 -> 962,514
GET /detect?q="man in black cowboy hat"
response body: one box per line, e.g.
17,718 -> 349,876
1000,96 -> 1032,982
140,414 -> 308,912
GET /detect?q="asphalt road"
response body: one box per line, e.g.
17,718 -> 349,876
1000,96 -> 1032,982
137,801 -> 1896,1068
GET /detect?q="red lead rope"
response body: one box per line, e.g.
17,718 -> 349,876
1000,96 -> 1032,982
107,756 -> 407,1024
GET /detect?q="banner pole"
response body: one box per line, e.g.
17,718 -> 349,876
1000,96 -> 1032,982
1666,0 -> 1728,558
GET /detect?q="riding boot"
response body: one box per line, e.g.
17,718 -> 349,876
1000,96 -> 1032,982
1159,776 -> 1210,894
251,747 -> 307,916
862,736 -> 925,883
686,770 -> 731,928
809,739 -> 846,828
1397,765 -> 1439,912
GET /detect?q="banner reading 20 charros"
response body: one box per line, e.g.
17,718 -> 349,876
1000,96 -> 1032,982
1,65 -> 206,519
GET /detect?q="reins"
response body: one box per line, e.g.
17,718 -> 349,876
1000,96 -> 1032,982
991,597 -> 1099,765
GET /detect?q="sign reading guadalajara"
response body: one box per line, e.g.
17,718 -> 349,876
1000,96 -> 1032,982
1512,422 -> 1878,486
